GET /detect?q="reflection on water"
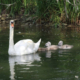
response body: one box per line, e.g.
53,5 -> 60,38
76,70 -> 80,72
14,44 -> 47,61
8,49 -> 75,80
9,53 -> 41,80
38,49 -> 80,80
39,49 -> 71,58
1,23 -> 80,80
46,51 -> 52,58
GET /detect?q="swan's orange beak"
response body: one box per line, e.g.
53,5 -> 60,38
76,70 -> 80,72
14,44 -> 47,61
11,22 -> 14,28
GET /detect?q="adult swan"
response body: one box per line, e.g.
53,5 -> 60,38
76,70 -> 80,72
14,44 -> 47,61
8,20 -> 41,55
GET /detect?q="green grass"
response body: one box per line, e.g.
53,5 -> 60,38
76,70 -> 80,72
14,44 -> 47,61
0,0 -> 80,24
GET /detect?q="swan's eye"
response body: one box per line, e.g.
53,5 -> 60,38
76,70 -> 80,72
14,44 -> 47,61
11,22 -> 14,28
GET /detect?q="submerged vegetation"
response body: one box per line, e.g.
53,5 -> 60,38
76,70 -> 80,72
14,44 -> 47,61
0,0 -> 80,24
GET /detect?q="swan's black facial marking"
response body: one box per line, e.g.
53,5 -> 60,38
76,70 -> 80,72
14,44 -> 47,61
11,21 -> 14,28
11,22 -> 13,24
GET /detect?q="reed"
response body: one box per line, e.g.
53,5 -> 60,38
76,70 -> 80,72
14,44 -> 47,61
0,0 -> 80,24
23,0 -> 36,14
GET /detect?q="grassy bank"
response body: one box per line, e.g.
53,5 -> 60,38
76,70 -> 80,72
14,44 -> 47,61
0,0 -> 80,25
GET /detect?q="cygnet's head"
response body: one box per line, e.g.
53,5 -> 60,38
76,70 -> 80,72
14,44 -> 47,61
45,41 -> 51,47
58,41 -> 63,46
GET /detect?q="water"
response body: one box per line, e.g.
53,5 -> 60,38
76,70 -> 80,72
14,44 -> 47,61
0,23 -> 80,80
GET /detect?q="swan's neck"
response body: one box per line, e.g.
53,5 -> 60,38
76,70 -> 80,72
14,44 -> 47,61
8,26 -> 15,55
9,57 -> 15,80
9,27 -> 14,46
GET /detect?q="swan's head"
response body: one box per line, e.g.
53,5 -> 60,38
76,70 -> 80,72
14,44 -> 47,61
45,41 -> 51,47
58,41 -> 63,46
10,20 -> 14,28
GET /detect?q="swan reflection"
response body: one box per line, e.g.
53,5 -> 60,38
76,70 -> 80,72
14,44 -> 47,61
38,49 -> 71,58
58,49 -> 70,54
9,53 -> 41,80
46,50 -> 56,58
46,51 -> 52,58
45,49 -> 69,58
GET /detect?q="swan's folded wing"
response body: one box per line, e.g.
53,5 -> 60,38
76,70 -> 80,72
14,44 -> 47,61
14,39 -> 35,55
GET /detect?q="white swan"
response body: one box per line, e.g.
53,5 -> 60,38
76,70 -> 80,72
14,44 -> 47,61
8,20 -> 41,55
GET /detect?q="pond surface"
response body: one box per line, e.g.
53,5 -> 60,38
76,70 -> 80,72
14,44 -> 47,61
0,23 -> 80,80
